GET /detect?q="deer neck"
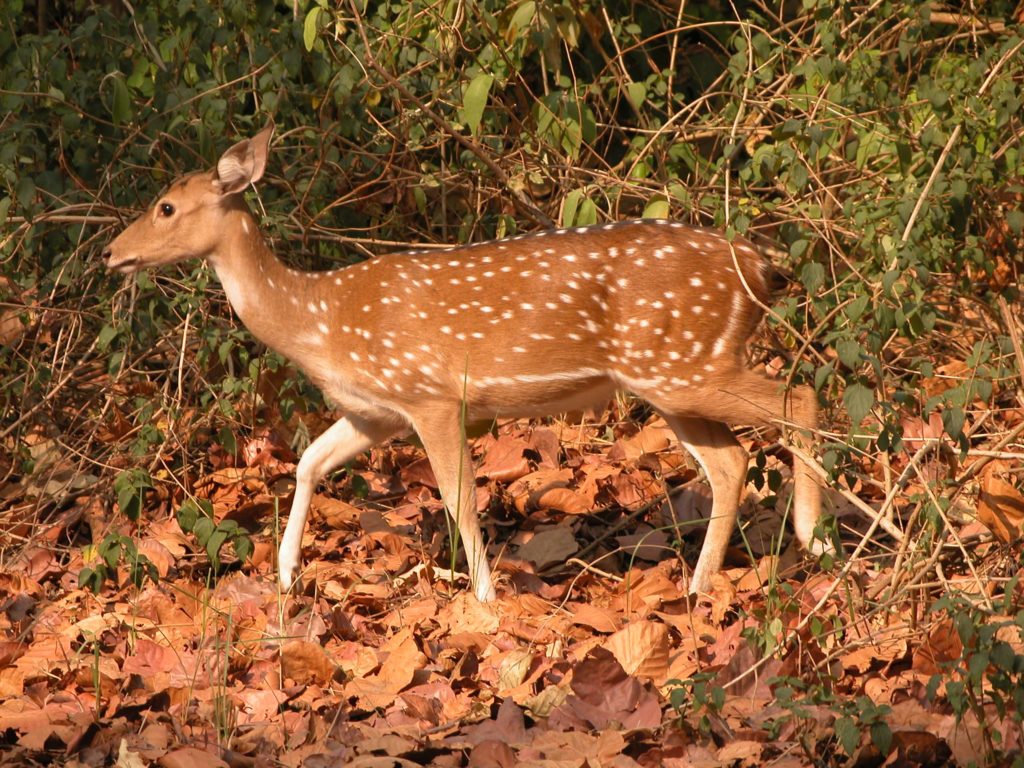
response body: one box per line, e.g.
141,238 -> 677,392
207,207 -> 323,361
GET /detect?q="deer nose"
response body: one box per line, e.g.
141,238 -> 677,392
101,246 -> 111,261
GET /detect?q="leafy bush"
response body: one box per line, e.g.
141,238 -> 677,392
177,497 -> 254,573
3,2 -> 1020,450
79,532 -> 157,593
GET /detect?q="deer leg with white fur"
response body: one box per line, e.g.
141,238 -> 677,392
663,416 -> 749,594
413,408 -> 496,602
278,415 -> 398,591
699,374 -> 825,555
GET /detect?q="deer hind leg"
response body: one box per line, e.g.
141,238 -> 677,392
638,368 -> 826,592
279,415 -> 398,591
660,415 -> 749,594
413,408 -> 496,603
692,371 -> 825,557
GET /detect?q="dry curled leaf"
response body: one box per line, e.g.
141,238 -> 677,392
610,423 -> 675,461
978,460 -> 1024,544
515,525 -> 578,571
279,640 -> 335,686
570,603 -> 621,634
553,647 -> 662,730
478,434 -> 533,482
506,468 -> 574,513
158,746 -> 228,768
912,619 -> 964,675
534,486 -> 592,515
603,620 -> 670,683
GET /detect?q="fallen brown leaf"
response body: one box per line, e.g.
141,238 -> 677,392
603,620 -> 670,683
158,746 -> 229,768
468,740 -> 517,768
570,603 -> 621,633
378,628 -> 428,691
496,648 -> 534,692
717,740 -> 764,764
552,647 -> 662,730
515,525 -> 578,571
912,619 -> 963,675
478,434 -> 533,482
616,526 -> 670,562
438,593 -> 500,634
525,427 -> 561,469
279,640 -> 335,686
978,460 -> 1024,543
534,486 -> 593,515
506,467 -> 574,514
609,468 -> 663,509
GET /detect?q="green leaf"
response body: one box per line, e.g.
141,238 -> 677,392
218,519 -> 239,534
217,427 -> 237,456
563,189 -> 597,227
843,382 -> 874,426
206,529 -> 229,567
114,469 -> 150,522
777,118 -> 803,138
789,163 -> 808,190
15,178 -> 35,211
303,7 -> 321,52
800,262 -> 825,293
233,534 -> 253,563
946,680 -> 968,715
97,323 -> 118,352
846,294 -> 869,322
79,567 -> 97,592
562,189 -> 582,226
942,407 -> 965,439
576,198 -> 598,227
126,58 -> 147,90
896,142 -> 913,173
836,339 -> 861,370
129,555 -> 156,587
668,685 -> 686,713
642,196 -> 669,219
460,73 -> 494,137
506,1 -> 536,40
193,516 -> 215,544
989,641 -> 1015,671
881,269 -> 900,295
710,685 -> 725,712
870,721 -> 892,755
926,85 -> 948,110
101,538 -> 123,569
177,499 -> 200,532
835,715 -> 860,755
814,362 -> 834,392
111,76 -> 131,125
624,81 -> 646,109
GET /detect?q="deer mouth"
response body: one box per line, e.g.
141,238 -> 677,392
103,250 -> 141,273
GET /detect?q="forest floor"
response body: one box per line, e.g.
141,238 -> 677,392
1,396 -> 1023,767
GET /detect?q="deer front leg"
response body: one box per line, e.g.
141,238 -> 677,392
413,408 -> 496,602
279,415 -> 397,591
662,415 -> 749,594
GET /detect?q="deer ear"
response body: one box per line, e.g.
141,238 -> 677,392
214,120 -> 275,195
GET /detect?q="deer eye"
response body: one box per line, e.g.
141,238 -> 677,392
159,202 -> 175,217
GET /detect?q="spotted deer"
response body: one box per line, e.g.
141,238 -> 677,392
104,122 -> 828,602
